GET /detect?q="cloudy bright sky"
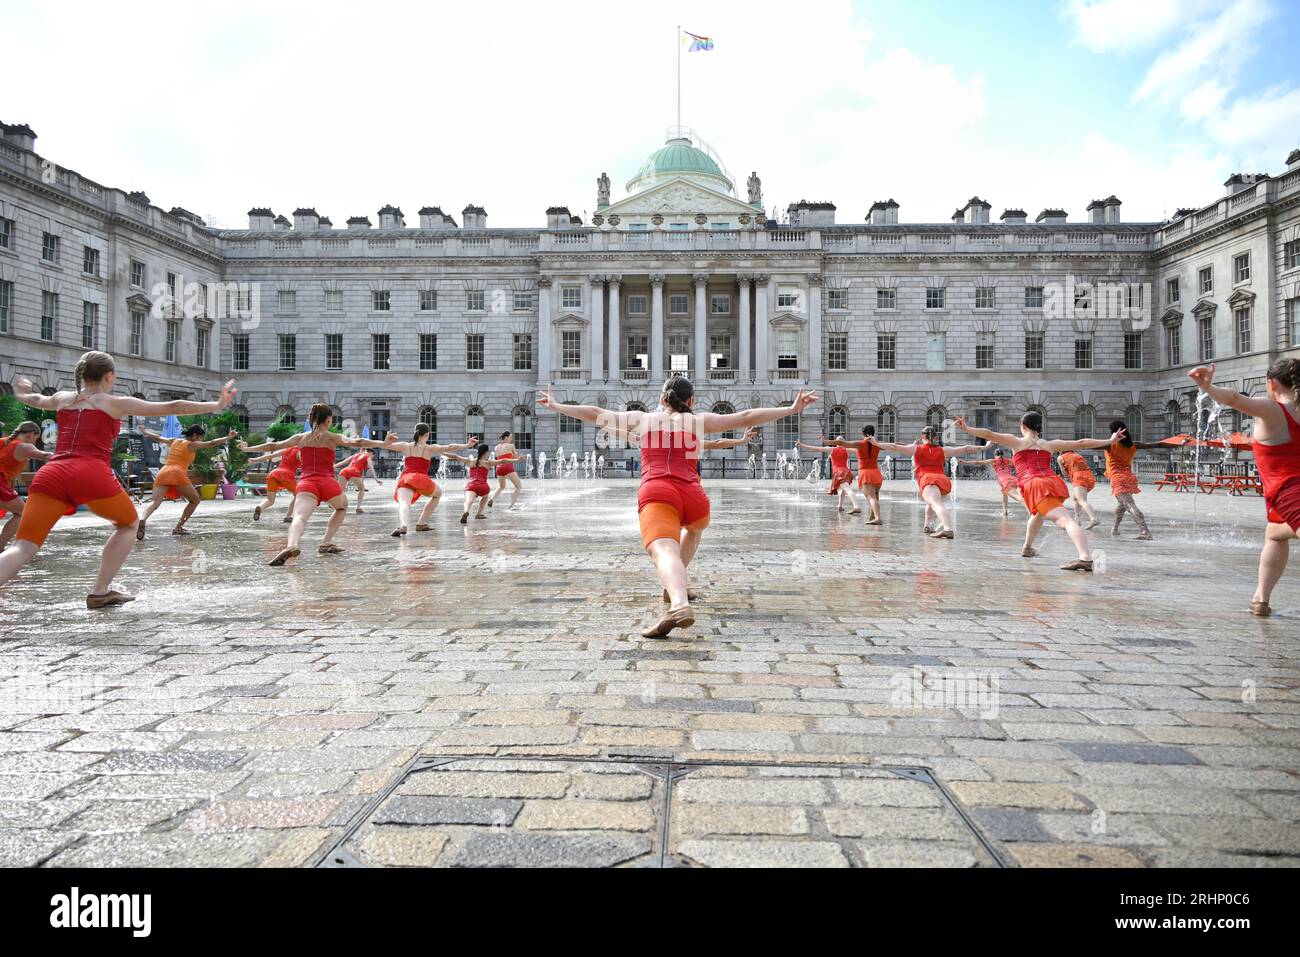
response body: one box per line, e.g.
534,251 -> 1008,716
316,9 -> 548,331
4,0 -> 1298,228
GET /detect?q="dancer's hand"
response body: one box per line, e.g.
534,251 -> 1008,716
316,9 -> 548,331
1187,364 -> 1216,390
14,375 -> 34,395
1108,427 -> 1129,444
791,389 -> 818,413
953,416 -> 969,432
743,428 -> 758,442
217,379 -> 237,409
237,440 -> 250,451
536,386 -> 557,411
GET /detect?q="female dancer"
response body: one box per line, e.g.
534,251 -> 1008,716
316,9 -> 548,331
1103,419 -> 1165,541
1189,360 -> 1300,617
249,446 -> 300,524
336,449 -> 380,515
796,438 -> 862,514
0,352 -> 236,606
487,431 -> 524,511
441,443 -> 515,524
0,421 -> 53,550
955,413 -> 1127,571
383,425 -> 477,536
871,426 -> 983,539
952,449 -> 1021,516
137,425 -> 237,540
238,404 -> 394,566
1057,450 -> 1100,529
821,427 -> 885,524
539,377 -> 817,638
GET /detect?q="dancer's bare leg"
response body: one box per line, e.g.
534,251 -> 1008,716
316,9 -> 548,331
1255,523 -> 1294,607
0,501 -> 24,550
172,486 -> 201,534
93,520 -> 139,594
354,480 -> 366,514
922,486 -> 952,531
864,486 -> 881,523
416,488 -> 443,527
0,539 -> 37,586
507,474 -> 522,508
460,491 -> 475,523
395,487 -> 414,533
649,537 -> 690,611
286,495 -> 316,550
1023,513 -> 1045,554
137,486 -> 167,539
320,494 -> 348,548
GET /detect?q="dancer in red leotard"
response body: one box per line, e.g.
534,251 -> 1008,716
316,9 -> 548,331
248,446 -> 300,524
239,404 -> 393,566
1189,359 -> 1300,616
0,421 -> 53,551
822,426 -> 885,524
796,438 -> 861,514
381,425 -> 477,536
872,426 -> 982,539
953,449 -> 1022,516
441,443 -> 512,524
0,353 -> 236,606
486,431 -> 525,511
956,413 -> 1127,571
540,377 -> 816,638
336,449 -> 379,515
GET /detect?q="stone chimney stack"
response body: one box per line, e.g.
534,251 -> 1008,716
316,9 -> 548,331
273,215 -> 291,231
319,216 -> 333,229
787,200 -> 836,227
1103,195 -> 1122,224
999,209 -> 1027,225
1224,173 -> 1269,196
247,208 -> 275,230
419,207 -> 454,229
546,206 -> 573,229
0,123 -> 36,151
293,207 -> 320,230
377,205 -> 405,229
961,197 -> 991,224
867,200 -> 899,225
1287,149 -> 1300,171
1036,208 -> 1068,225
347,216 -> 372,231
462,205 -> 487,229
1086,199 -> 1106,224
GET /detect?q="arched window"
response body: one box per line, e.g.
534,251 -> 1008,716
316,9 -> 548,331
1074,405 -> 1096,439
511,406 -> 533,451
775,401 -> 800,450
418,406 -> 437,443
876,406 -> 897,444
1165,399 -> 1181,437
712,402 -> 737,440
465,405 -> 485,441
827,405 -> 849,440
926,405 -> 947,431
1124,405 -> 1144,443
229,404 -> 250,433
274,405 -> 296,426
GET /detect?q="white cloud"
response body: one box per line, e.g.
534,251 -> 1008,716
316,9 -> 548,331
1063,0 -> 1215,54
1134,0 -> 1271,104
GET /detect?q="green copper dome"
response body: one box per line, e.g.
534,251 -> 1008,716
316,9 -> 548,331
626,137 -> 734,194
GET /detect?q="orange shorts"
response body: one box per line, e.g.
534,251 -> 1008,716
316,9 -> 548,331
917,473 -> 952,497
16,491 -> 137,547
1021,475 -> 1070,517
857,468 -> 884,489
265,469 -> 297,494
637,477 -> 710,549
395,472 -> 438,502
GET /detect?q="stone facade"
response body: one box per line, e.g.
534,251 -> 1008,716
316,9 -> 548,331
2,121 -> 1298,457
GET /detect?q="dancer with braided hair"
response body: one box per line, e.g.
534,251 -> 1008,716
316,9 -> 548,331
820,426 -> 885,524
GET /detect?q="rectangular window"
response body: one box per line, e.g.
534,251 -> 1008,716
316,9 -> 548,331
82,246 -> 99,277
419,289 -> 437,312
710,294 -> 731,315
1234,252 -> 1251,283
1291,298 -> 1300,348
165,320 -> 179,362
562,287 -> 582,310
0,217 -> 11,250
325,333 -> 344,371
466,290 -> 485,312
669,293 -> 689,315
279,333 -> 297,371
1024,286 -> 1044,309
827,333 -> 848,370
421,333 -> 439,371
626,334 -> 648,371
167,271 -> 178,299
81,301 -> 98,349
776,330 -> 800,370
562,330 -> 582,369
1199,266 -> 1213,294
975,331 -> 995,369
1025,332 -> 1044,369
512,333 -> 532,371
466,333 -> 484,370
826,289 -> 848,311
1124,332 -> 1143,370
926,287 -> 946,309
709,334 -> 732,369
877,288 -> 897,310
130,313 -> 144,356
1287,241 -> 1300,271
41,232 -> 60,263
1167,324 -> 1182,367
277,290 -> 296,314
197,327 -> 209,368
668,333 -> 690,373
1199,317 -> 1214,362
1166,277 -> 1180,304
40,291 -> 57,341
326,289 -> 344,312
777,287 -> 799,309
1127,284 -> 1144,310
232,332 -> 249,370
131,260 -> 145,288
975,287 -> 996,310
1074,335 -> 1093,370
1235,307 -> 1252,354
876,333 -> 897,370
926,331 -> 946,370
512,290 -> 533,311
0,280 -> 11,333
372,290 -> 391,312
627,294 -> 648,316
372,333 -> 390,370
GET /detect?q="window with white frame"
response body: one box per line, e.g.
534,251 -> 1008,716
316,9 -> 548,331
1199,266 -> 1213,294
1166,277 -> 1180,304
877,333 -> 896,370
709,334 -> 732,369
165,320 -> 179,362
466,290 -> 485,312
1166,400 -> 1181,437
278,333 -> 296,370
1074,406 -> 1096,439
1124,331 -> 1143,370
668,333 -> 690,372
1199,317 -> 1214,361
421,333 -> 439,371
777,329 -> 800,370
1290,298 -> 1300,347
1024,286 -> 1044,308
777,286 -> 799,309
512,408 -> 534,451
975,287 -> 996,310
466,406 -> 486,439
1287,241 -> 1300,271
1124,406 -> 1144,443
626,334 -> 648,370
81,302 -> 97,349
372,333 -> 391,370
372,290 -> 391,312
0,280 -> 11,333
197,327 -> 209,368
562,286 -> 582,310
775,403 -> 800,450
231,331 -> 248,369
41,232 -> 59,263
277,290 -> 296,314
1235,307 -> 1252,354
1234,252 -> 1251,283
513,290 -> 534,311
975,331 -> 995,369
876,406 -> 897,443
325,289 -> 344,312
40,291 -> 57,341
926,287 -> 946,309
325,333 -> 344,371
669,293 -> 689,315
828,406 -> 849,439
827,289 -> 848,311
131,313 -> 145,357
627,294 -> 648,315
0,217 -> 11,250
1167,324 -> 1182,367
1127,284 -> 1144,310
1074,334 -> 1093,370
827,333 -> 848,370
562,330 -> 582,370
130,260 -> 145,288
876,288 -> 897,310
512,333 -> 531,371
926,331 -> 946,370
710,294 -> 731,315
1025,331 -> 1044,369
559,403 -> 582,435
83,246 -> 99,277
466,333 -> 485,370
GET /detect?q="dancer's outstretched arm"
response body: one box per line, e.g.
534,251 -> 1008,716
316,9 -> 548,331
191,430 -> 238,450
698,390 -> 819,435
871,440 -> 919,456
1188,363 -> 1280,422
13,377 -> 76,411
1043,430 -> 1128,453
953,417 -> 1024,450
239,433 -> 307,454
703,428 -> 757,451
246,451 -> 282,466
941,444 -> 984,458
538,387 -> 642,436
334,453 -> 359,473
25,378 -> 239,418
795,440 -> 835,453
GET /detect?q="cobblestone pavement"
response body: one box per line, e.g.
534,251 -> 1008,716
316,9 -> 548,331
0,477 -> 1297,868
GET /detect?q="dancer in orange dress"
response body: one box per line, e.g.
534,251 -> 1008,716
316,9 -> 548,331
1102,419 -> 1166,541
136,425 -> 237,540
952,449 -> 1022,516
486,431 -> 525,511
956,413 -> 1127,571
1189,359 -> 1300,617
0,421 -> 53,551
247,446 -> 301,524
0,352 -> 236,606
871,426 -> 983,539
336,449 -> 380,515
796,438 -> 861,514
540,378 -> 817,638
380,424 -> 477,536
238,404 -> 395,566
1057,449 -> 1100,529
822,426 -> 886,525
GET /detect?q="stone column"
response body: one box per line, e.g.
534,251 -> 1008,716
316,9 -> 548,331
537,278 -> 553,385
650,274 -> 665,382
754,274 -> 771,385
738,275 -> 752,383
807,273 -> 823,384
693,274 -> 709,381
607,276 -> 621,382
590,277 -> 604,382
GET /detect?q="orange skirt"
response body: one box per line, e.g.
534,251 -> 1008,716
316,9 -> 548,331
154,464 -> 193,500
1021,475 -> 1069,517
395,472 -> 438,502
857,468 -> 884,489
1070,472 -> 1096,492
266,469 -> 297,494
1109,471 -> 1140,496
828,468 -> 853,494
917,473 -> 952,497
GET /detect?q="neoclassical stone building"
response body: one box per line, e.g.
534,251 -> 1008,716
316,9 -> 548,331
2,120 -> 1298,460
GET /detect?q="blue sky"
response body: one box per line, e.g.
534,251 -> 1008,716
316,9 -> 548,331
3,0 -> 1297,227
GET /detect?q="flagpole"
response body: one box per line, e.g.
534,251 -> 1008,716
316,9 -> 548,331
676,25 -> 682,131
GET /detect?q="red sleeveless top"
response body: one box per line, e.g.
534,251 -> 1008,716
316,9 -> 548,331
0,438 -> 27,479
299,445 -> 335,478
830,446 -> 849,471
277,447 -> 301,474
349,451 -> 371,471
914,443 -> 945,477
400,454 -> 428,475
1012,448 -> 1055,482
856,440 -> 880,469
641,425 -> 701,484
52,407 -> 120,463
1254,403 -> 1300,502
992,456 -> 1013,479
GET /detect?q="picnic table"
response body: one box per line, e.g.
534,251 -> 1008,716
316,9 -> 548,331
1156,472 -> 1262,495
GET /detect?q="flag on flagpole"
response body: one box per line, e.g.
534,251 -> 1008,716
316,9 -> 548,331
684,31 -> 714,52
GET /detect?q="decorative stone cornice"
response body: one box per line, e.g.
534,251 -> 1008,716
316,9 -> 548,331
649,273 -> 665,286
692,273 -> 709,287
537,277 -> 553,288
1191,298 -> 1217,319
806,274 -> 823,286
